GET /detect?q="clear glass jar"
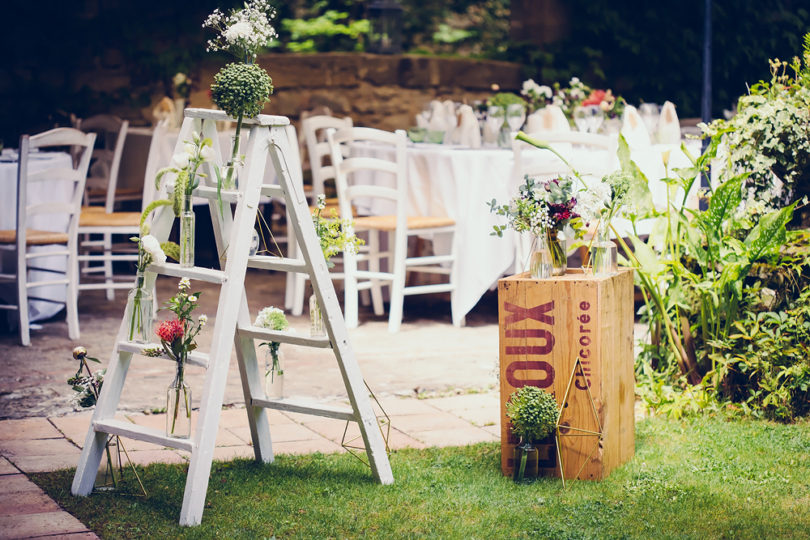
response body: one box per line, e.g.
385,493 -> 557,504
309,293 -> 326,337
166,363 -> 192,439
264,346 -> 284,399
529,234 -> 552,279
127,271 -> 153,343
179,196 -> 195,268
591,222 -> 617,276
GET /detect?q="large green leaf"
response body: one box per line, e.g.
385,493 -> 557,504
744,202 -> 796,261
629,234 -> 665,276
617,135 -> 654,216
704,175 -> 743,234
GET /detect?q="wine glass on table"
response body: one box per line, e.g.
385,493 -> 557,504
506,103 -> 526,134
573,106 -> 588,132
485,106 -> 505,147
584,105 -> 604,134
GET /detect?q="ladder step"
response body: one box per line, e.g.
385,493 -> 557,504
148,262 -> 227,284
94,418 -> 195,452
260,185 -> 284,198
118,341 -> 210,369
194,185 -> 241,203
252,398 -> 355,421
237,325 -> 332,348
247,255 -> 308,273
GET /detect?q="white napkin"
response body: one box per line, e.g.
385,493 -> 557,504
428,101 -> 448,132
456,105 -> 482,148
621,105 -> 652,148
526,106 -> 570,133
657,101 -> 681,144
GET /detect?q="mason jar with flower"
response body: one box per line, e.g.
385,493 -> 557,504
254,306 -> 289,399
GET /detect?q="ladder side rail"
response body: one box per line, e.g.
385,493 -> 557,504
267,131 -> 394,485
71,180 -> 179,496
178,124 -> 272,526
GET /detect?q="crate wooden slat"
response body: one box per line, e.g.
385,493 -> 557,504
498,268 -> 635,480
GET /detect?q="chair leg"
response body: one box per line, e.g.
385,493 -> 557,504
368,231 -> 384,316
387,230 -> 407,333
343,249 -> 359,329
66,247 -> 80,340
16,251 -> 30,346
103,232 -> 114,300
448,231 -> 463,328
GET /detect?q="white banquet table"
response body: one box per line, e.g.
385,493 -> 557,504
0,151 -> 74,322
356,138 -> 702,322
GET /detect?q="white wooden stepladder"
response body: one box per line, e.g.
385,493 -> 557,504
71,109 -> 393,526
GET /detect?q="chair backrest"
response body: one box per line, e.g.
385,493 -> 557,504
302,115 -> 353,198
327,126 -> 408,227
75,114 -> 129,211
16,128 -> 96,251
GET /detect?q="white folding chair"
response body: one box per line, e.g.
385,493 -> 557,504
74,114 -> 132,206
328,126 -> 459,332
302,114 -> 353,199
0,128 -> 95,345
77,120 -> 167,299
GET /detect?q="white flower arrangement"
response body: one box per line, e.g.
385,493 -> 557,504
203,0 -> 278,63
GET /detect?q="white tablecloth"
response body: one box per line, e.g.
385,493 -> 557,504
356,139 -> 702,322
0,151 -> 74,322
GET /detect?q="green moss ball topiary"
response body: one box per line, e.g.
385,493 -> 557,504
505,385 -> 558,445
211,62 -> 273,119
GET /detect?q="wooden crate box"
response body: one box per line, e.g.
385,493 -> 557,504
498,268 -> 635,480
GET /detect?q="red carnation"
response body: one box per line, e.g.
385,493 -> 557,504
157,319 -> 184,343
582,89 -> 607,106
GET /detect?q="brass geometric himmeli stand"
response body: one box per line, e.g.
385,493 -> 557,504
555,356 -> 603,488
341,381 -> 391,467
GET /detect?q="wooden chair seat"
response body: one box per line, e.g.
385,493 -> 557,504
0,229 -> 69,245
354,214 -> 456,232
79,210 -> 141,227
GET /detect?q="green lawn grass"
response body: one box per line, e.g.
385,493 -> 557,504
32,417 -> 810,539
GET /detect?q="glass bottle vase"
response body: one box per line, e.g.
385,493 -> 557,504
513,442 -> 539,482
309,293 -> 326,337
127,271 -> 153,343
179,196 -> 195,268
546,229 -> 567,276
94,434 -> 122,492
264,347 -> 284,399
591,221 -> 617,276
529,234 -> 552,279
166,364 -> 192,439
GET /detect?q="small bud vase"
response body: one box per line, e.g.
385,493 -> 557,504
529,234 -> 552,279
127,271 -> 153,343
591,222 -> 617,276
546,229 -> 567,276
265,347 -> 284,399
309,293 -> 326,337
513,442 -> 539,482
94,434 -> 122,491
166,363 -> 191,439
179,196 -> 195,268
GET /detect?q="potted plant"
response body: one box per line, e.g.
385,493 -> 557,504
505,385 -> 559,482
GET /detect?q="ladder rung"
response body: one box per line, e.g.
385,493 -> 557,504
118,341 -> 210,369
94,418 -> 194,452
78,283 -> 134,291
247,255 -> 308,273
148,262 -> 227,284
252,398 -> 355,421
194,185 -> 242,203
403,283 -> 455,296
237,325 -> 332,348
260,185 -> 284,198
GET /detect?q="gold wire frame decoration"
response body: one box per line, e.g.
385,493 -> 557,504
341,381 -> 391,467
95,434 -> 148,497
554,356 -> 603,488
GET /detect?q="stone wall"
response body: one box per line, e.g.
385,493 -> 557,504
186,53 -> 523,131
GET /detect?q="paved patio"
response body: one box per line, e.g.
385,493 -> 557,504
0,270 -> 505,538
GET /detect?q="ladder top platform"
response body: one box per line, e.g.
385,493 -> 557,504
184,108 -> 290,127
